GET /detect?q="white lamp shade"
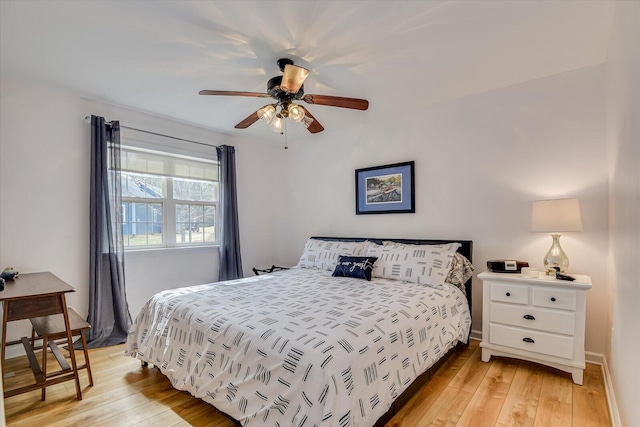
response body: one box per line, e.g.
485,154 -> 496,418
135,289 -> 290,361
531,198 -> 583,232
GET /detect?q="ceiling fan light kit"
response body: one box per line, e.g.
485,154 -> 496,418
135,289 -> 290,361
269,114 -> 284,134
257,104 -> 276,123
287,103 -> 305,122
199,58 -> 369,136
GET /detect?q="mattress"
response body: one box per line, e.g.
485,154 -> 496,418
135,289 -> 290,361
125,267 -> 471,427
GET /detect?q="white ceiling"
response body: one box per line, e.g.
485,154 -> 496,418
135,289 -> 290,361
0,0 -> 615,140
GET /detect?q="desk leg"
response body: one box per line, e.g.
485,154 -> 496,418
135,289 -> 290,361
60,295 -> 82,400
1,304 -> 7,392
41,334 -> 48,401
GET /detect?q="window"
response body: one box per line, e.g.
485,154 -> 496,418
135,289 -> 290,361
113,145 -> 219,249
174,178 -> 217,244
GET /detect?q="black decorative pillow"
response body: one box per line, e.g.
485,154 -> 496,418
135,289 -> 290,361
332,256 -> 378,281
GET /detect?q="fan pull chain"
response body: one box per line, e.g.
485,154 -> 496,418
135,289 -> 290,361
284,118 -> 288,149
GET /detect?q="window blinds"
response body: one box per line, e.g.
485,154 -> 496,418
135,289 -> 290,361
118,146 -> 218,182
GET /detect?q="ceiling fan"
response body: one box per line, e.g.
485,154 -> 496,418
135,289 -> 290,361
199,58 -> 369,135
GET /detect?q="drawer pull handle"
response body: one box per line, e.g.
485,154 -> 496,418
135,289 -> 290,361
550,297 -> 556,302
523,314 -> 535,320
506,292 -> 511,297
523,337 -> 535,344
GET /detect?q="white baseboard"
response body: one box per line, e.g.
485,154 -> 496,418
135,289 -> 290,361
602,355 -> 622,427
470,329 -> 482,341
4,346 -> 26,361
585,350 -> 604,365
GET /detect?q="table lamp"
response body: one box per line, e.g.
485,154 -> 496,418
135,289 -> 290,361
531,198 -> 583,275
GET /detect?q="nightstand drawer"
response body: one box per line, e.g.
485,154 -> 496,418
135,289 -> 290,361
490,283 -> 529,305
532,287 -> 577,311
489,324 -> 574,360
489,302 -> 576,335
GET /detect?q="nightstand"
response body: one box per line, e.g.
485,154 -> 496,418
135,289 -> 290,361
478,270 -> 592,385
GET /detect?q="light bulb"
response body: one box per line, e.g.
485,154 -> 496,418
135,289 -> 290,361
269,114 -> 284,134
257,105 -> 276,123
288,103 -> 305,123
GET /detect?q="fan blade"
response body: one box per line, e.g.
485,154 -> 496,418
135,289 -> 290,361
199,90 -> 270,97
300,107 -> 324,134
234,111 -> 260,129
281,64 -> 309,94
302,94 -> 369,110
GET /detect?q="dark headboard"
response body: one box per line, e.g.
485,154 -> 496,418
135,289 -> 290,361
310,236 -> 474,317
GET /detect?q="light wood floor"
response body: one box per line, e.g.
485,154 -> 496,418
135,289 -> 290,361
3,340 -> 611,427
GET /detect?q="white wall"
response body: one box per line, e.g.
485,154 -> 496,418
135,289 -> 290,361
231,135 -> 290,274
1,75 -> 92,350
0,58 -> 613,361
273,65 -> 610,354
0,75 -> 280,355
605,2 -> 640,426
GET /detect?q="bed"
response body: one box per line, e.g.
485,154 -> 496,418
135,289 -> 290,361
126,237 -> 473,427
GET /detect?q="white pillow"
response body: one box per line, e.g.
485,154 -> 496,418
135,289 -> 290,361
296,239 -> 370,271
366,242 -> 461,286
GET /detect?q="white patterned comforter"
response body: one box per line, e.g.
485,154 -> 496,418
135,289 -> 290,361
125,268 -> 471,427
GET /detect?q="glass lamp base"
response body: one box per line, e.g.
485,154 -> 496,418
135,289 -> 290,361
543,233 -> 569,275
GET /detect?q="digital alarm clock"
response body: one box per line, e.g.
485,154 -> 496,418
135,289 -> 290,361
487,259 -> 529,273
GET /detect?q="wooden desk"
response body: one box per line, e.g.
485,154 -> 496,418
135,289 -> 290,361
0,272 -> 81,400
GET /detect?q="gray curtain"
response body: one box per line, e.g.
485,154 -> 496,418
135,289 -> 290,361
217,144 -> 243,280
87,115 -> 132,348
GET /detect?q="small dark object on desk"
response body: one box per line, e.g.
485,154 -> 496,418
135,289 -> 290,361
553,266 -> 576,281
0,277 -> 4,292
1,267 -> 19,281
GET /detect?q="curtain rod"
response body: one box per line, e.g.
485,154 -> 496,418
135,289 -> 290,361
84,116 -> 221,149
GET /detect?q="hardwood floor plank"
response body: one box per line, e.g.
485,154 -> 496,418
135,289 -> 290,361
538,365 -> 573,405
168,397 -> 235,426
131,410 -> 187,427
433,340 -> 479,380
456,357 -> 519,427
414,385 -> 474,426
448,344 -> 491,393
135,396 -> 234,427
4,342 -> 611,427
572,364 -> 611,427
90,391 -> 198,427
534,397 -> 572,427
532,364 -> 574,427
386,341 -> 478,426
7,366 -> 171,425
496,361 -> 545,427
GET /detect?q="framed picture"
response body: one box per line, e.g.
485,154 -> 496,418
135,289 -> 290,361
355,161 -> 415,214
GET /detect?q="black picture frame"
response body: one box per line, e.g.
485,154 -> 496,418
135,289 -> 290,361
355,161 -> 415,214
